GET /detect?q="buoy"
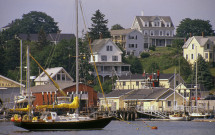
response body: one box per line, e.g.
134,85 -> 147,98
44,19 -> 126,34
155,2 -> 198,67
151,126 -> 158,130
11,117 -> 15,122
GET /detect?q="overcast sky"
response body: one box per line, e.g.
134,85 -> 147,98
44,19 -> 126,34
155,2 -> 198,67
0,0 -> 214,35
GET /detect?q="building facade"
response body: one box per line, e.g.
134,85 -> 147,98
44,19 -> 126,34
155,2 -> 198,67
131,15 -> 175,47
111,29 -> 145,57
183,36 -> 215,65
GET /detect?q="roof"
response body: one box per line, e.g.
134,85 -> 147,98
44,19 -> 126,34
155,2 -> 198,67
34,67 -> 73,82
18,33 -> 75,42
118,73 -> 174,80
0,75 -> 25,87
134,16 -> 174,29
110,29 -> 135,35
101,90 -> 133,98
183,36 -> 215,48
124,88 -> 171,100
30,82 -> 75,93
91,38 -> 122,53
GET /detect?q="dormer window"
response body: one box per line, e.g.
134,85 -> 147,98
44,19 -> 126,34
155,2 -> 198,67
207,44 -> 210,49
106,46 -> 113,51
166,22 -> 171,27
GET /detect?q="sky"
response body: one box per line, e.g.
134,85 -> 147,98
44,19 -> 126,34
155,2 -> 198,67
0,0 -> 215,35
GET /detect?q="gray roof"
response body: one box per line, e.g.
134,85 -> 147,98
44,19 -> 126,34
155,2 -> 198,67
110,29 -> 135,35
183,36 -> 215,48
125,88 -> 168,100
30,82 -> 75,93
135,16 -> 174,28
125,88 -> 171,100
18,33 -> 75,42
104,90 -> 133,98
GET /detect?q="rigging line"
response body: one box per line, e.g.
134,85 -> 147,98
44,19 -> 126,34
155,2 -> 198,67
79,2 -> 155,129
46,44 -> 57,68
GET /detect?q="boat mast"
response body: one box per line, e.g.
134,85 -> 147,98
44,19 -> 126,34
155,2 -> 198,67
75,0 -> 79,114
195,45 -> 198,113
20,39 -> 23,95
27,45 -> 31,117
173,68 -> 176,112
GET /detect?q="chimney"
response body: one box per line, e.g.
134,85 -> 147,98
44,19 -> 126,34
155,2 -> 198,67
99,32 -> 103,39
190,33 -> 192,37
202,32 -> 204,37
141,11 -> 144,16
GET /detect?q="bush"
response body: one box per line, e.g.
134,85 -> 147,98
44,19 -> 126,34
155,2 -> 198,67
140,52 -> 150,59
149,45 -> 156,51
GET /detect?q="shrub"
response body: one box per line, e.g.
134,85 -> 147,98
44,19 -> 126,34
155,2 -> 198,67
140,52 -> 150,59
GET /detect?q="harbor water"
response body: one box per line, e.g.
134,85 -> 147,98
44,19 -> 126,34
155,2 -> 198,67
0,120 -> 215,135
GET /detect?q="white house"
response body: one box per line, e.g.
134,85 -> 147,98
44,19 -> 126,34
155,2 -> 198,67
89,38 -> 130,80
131,14 -> 175,47
111,29 -> 145,57
34,67 -> 74,86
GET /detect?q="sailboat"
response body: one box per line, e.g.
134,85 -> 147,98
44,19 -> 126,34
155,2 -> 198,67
169,69 -> 189,121
11,0 -> 112,131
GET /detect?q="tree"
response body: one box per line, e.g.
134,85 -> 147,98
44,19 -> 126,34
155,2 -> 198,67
1,11 -> 59,40
176,18 -> 214,38
191,55 -> 213,90
124,56 -> 142,74
37,27 -> 49,49
111,24 -> 124,30
89,10 -> 110,41
179,56 -> 192,82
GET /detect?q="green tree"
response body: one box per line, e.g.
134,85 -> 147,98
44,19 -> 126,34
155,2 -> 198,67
1,11 -> 59,40
191,55 -> 213,90
176,18 -> 214,38
37,27 -> 49,49
125,56 -> 142,74
179,56 -> 192,81
111,24 -> 124,30
89,10 -> 110,41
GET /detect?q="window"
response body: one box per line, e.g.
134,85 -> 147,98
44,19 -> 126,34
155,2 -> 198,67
186,54 -> 188,59
136,35 -> 137,39
192,44 -> 195,49
106,46 -> 113,51
144,30 -> 148,35
205,53 -> 208,59
167,101 -> 171,107
160,31 -> 163,36
207,44 -> 210,49
150,30 -> 154,36
136,81 -> 139,86
101,55 -> 107,61
112,56 -> 118,61
129,44 -> 135,48
123,82 -> 126,86
135,44 -> 138,48
191,54 -> 194,59
166,31 -> 170,36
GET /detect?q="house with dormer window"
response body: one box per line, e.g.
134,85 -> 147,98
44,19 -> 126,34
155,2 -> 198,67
183,36 -> 215,65
34,67 -> 74,86
89,38 -> 130,81
131,14 -> 175,47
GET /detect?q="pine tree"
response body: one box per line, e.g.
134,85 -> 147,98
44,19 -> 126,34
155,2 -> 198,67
192,55 -> 213,90
89,10 -> 110,41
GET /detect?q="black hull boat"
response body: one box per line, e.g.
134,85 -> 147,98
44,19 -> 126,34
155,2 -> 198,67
13,117 -> 113,131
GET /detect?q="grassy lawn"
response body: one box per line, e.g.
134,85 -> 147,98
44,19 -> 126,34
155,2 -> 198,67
162,66 -> 179,74
210,68 -> 215,76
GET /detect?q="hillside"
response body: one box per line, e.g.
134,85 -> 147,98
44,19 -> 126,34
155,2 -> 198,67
140,47 -> 181,74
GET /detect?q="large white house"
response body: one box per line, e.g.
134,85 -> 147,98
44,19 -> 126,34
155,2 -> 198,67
111,29 -> 145,57
89,38 -> 130,80
131,14 -> 175,47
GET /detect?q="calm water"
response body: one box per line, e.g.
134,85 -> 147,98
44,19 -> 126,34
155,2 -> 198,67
0,120 -> 215,135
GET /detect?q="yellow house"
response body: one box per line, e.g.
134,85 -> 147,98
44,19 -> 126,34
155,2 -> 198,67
183,36 -> 215,65
99,90 -> 134,111
115,73 -> 184,89
124,88 -> 187,112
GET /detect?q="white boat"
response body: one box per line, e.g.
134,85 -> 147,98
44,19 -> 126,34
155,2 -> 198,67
169,114 -> 189,121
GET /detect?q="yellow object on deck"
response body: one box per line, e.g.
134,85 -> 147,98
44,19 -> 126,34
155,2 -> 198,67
10,105 -> 30,112
36,96 -> 79,109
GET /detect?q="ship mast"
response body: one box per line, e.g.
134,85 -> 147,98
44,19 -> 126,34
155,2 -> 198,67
75,0 -> 79,114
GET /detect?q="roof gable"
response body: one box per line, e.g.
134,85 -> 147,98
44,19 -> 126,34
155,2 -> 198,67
34,67 -> 73,82
0,75 -> 25,87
